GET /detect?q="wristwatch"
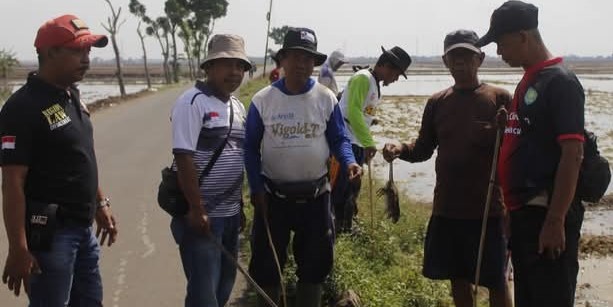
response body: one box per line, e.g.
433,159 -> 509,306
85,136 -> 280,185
98,197 -> 111,209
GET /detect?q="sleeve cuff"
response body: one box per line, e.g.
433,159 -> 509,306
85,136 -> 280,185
172,148 -> 196,155
557,134 -> 585,142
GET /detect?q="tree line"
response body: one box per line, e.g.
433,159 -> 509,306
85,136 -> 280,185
100,0 -> 229,96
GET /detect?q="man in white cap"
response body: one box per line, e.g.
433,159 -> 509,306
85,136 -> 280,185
318,50 -> 347,96
169,34 -> 251,307
0,14 -> 117,305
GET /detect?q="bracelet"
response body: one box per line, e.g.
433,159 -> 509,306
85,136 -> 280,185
98,197 -> 111,209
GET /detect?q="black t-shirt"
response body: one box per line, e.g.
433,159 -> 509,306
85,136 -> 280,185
0,73 -> 98,222
498,59 -> 585,209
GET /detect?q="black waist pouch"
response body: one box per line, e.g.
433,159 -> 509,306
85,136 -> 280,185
266,177 -> 328,200
26,200 -> 59,251
157,167 -> 189,216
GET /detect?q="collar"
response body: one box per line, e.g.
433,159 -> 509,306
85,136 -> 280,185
195,80 -> 217,97
195,80 -> 232,102
26,72 -> 76,99
524,57 -> 563,79
272,78 -> 315,95
368,69 -> 382,98
452,83 -> 483,94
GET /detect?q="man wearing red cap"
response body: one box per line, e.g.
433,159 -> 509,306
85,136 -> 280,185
0,14 -> 117,306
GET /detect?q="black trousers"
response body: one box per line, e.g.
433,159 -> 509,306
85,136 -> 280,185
248,192 -> 334,286
510,200 -> 584,307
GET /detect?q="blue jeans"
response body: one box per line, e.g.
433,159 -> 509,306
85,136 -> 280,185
171,214 -> 240,307
28,225 -> 102,307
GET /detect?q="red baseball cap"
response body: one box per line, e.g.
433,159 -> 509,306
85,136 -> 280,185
34,14 -> 108,50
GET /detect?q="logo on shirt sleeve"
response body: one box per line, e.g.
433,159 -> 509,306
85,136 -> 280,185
365,105 -> 376,116
204,111 -> 221,122
1,136 -> 16,149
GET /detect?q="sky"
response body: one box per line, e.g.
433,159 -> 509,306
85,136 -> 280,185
1,0 -> 612,61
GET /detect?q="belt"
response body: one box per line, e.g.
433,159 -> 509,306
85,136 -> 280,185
264,176 -> 329,202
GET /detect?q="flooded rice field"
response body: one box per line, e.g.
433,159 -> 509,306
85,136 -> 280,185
337,73 -> 613,97
345,74 -> 613,201
8,81 -> 151,105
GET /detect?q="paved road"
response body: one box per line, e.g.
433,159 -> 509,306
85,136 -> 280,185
0,85 -> 250,306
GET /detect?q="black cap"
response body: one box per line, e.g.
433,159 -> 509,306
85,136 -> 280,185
444,30 -> 481,55
380,46 -> 412,79
476,0 -> 539,47
277,27 -> 327,66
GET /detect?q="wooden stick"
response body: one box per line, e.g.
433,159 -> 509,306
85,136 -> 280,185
208,233 -> 278,307
473,128 -> 503,307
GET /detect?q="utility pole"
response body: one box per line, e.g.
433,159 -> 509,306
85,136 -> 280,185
262,0 -> 273,77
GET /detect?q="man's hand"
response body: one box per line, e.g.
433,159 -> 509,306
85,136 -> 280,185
187,204 -> 210,236
364,146 -> 377,164
95,206 -> 118,247
347,163 -> 363,183
2,248 -> 40,296
495,106 -> 508,130
538,217 -> 566,259
382,141 -> 403,163
251,192 -> 269,219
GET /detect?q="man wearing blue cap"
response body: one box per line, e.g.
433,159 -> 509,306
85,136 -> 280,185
477,1 -> 586,306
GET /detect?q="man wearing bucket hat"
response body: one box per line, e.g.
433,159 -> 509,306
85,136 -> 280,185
332,45 -> 411,232
0,14 -> 117,305
383,29 -> 513,307
245,27 -> 361,307
169,34 -> 251,307
477,1 -> 586,306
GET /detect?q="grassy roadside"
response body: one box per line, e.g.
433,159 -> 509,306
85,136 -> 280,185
235,77 -> 453,306
237,76 -> 269,108
327,178 -> 452,306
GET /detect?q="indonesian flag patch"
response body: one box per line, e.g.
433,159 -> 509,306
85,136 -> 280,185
1,136 -> 16,150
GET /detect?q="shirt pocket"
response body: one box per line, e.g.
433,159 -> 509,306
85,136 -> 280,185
468,118 -> 497,149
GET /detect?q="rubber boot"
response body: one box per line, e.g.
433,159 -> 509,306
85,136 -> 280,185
257,285 -> 280,307
295,283 -> 323,307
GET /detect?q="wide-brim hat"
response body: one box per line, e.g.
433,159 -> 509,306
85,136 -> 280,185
201,34 -> 252,71
34,14 -> 108,50
277,27 -> 327,66
380,46 -> 412,79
